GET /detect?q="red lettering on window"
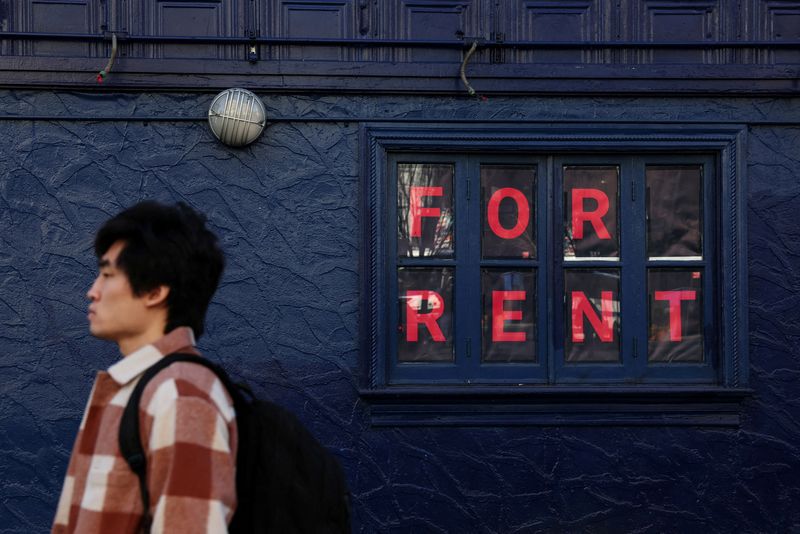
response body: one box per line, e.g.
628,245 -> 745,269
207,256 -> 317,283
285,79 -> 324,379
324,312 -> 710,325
654,290 -> 696,341
405,290 -> 446,342
492,290 -> 527,342
487,188 -> 530,239
409,186 -> 443,238
571,291 -> 614,342
571,188 -> 611,240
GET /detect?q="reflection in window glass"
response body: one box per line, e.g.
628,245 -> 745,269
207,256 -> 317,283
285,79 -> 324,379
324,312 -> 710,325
647,166 -> 703,258
397,267 -> 454,362
481,165 -> 536,259
565,269 -> 620,363
397,163 -> 454,257
564,166 -> 619,259
648,269 -> 703,362
481,269 -> 536,363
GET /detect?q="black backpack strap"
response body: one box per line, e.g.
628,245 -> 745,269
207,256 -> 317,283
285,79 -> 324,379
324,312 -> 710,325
119,353 -> 243,528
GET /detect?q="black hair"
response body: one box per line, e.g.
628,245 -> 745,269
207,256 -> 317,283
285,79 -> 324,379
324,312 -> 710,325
94,201 -> 225,338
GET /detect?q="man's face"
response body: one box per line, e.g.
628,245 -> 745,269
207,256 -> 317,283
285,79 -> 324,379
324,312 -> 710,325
87,240 -> 155,343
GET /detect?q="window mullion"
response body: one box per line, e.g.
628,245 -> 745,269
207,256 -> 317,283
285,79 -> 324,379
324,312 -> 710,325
624,157 -> 648,380
551,158 -> 566,383
545,155 -> 556,385
458,156 -> 481,383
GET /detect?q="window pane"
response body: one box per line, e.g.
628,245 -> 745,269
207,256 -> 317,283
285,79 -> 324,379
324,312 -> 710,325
563,166 -> 619,259
647,165 -> 702,258
565,269 -> 620,363
481,165 -> 536,259
397,163 -> 454,257
648,269 -> 703,362
398,267 -> 454,362
481,269 -> 536,363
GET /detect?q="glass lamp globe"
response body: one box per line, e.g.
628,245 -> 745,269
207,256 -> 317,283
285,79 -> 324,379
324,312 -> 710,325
208,88 -> 266,147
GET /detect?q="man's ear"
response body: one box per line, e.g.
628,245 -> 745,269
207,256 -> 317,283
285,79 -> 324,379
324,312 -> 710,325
143,285 -> 170,308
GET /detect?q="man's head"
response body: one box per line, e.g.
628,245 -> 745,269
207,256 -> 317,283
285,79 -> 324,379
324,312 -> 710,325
87,201 -> 224,350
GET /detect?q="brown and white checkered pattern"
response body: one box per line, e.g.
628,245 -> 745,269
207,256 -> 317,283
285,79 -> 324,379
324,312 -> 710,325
52,327 -> 238,534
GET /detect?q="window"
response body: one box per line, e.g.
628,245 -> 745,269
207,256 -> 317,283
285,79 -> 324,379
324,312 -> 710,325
361,125 -> 748,425
387,154 -> 716,385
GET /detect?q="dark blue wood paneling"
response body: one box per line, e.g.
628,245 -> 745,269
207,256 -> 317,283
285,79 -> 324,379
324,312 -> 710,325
118,0 -> 246,60
632,0 -> 732,64
10,0 -> 104,57
382,0 -> 483,62
273,0 -> 357,61
152,0 -> 240,59
515,0 -> 608,64
755,0 -> 800,64
1,0 -> 799,91
158,1 -> 225,59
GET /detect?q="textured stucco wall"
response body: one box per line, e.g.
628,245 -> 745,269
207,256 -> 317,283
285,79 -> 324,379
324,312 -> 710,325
1,91 -> 799,533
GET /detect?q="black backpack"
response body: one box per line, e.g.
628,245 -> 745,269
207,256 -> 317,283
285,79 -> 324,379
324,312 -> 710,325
119,353 -> 351,533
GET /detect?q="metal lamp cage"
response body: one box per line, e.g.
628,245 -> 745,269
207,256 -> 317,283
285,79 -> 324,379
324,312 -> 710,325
208,88 -> 266,147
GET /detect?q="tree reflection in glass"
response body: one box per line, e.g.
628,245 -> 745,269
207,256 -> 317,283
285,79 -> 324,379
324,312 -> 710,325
397,163 -> 454,257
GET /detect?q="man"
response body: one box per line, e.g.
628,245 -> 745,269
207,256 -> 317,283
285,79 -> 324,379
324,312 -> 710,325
52,201 -> 236,533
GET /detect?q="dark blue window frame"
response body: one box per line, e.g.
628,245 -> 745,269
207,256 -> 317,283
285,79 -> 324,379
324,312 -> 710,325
360,123 -> 749,426
387,154 -> 549,385
552,154 -> 718,385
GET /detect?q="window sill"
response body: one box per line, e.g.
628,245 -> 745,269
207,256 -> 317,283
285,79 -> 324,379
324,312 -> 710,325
360,387 -> 751,427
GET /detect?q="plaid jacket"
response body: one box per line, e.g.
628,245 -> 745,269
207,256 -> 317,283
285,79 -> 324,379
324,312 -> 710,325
52,327 -> 238,533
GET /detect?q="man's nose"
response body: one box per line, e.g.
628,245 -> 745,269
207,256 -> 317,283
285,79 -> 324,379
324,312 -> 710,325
87,278 -> 100,301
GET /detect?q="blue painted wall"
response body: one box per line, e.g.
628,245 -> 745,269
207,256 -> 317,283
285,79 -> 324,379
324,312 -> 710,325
1,92 -> 800,532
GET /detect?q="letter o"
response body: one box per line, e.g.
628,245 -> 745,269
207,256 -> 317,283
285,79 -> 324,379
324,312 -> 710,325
488,188 -> 530,239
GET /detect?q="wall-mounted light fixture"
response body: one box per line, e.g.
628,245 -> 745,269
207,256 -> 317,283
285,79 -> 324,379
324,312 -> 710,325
208,88 -> 266,147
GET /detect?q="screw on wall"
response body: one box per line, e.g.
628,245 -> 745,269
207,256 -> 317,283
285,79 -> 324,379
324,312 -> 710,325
248,31 -> 259,63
